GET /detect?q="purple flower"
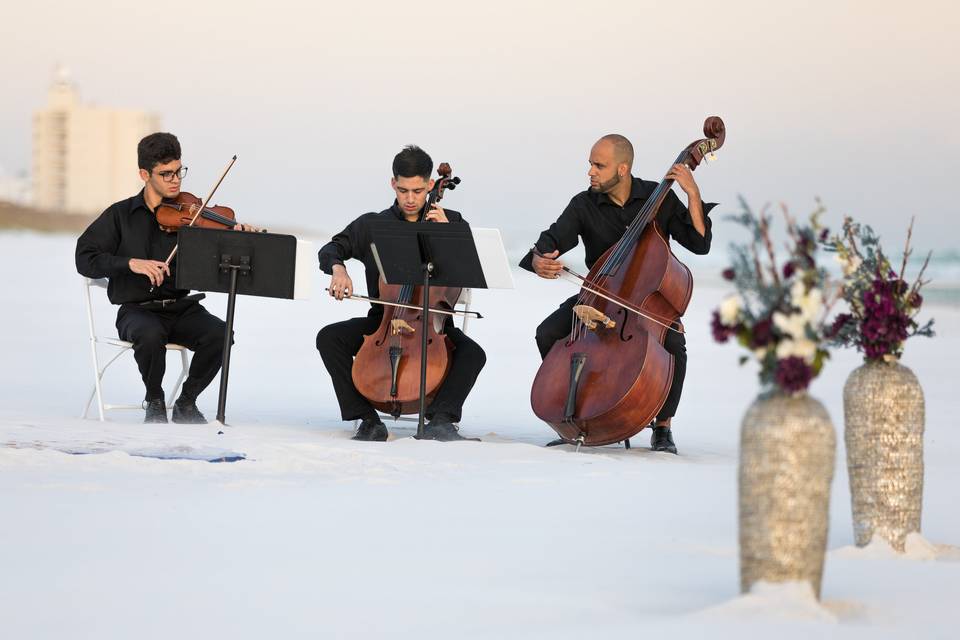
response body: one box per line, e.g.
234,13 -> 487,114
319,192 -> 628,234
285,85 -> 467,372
749,317 -> 774,348
722,268 -> 736,281
909,292 -> 923,308
782,261 -> 796,279
828,313 -> 853,338
819,228 -> 830,242
774,356 -> 814,393
711,310 -> 737,343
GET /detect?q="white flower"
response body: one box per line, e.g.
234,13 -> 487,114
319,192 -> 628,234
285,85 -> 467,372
776,337 -> 818,363
789,279 -> 806,302
719,295 -> 741,326
773,311 -> 807,340
834,252 -> 862,276
753,347 -> 769,362
797,287 -> 823,321
788,280 -> 823,322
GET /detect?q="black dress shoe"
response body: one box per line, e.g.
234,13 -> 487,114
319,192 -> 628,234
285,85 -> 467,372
418,414 -> 480,442
143,399 -> 168,424
171,400 -> 208,424
650,425 -> 678,454
352,417 -> 388,441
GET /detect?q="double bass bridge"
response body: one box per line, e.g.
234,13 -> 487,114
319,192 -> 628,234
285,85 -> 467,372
573,305 -> 615,331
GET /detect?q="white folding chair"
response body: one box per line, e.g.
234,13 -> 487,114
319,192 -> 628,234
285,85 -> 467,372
81,277 -> 191,421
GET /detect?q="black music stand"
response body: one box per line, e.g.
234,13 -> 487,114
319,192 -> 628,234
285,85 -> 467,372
176,226 -> 298,425
370,221 -> 487,439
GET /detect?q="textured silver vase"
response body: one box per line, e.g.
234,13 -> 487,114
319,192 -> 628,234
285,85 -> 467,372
844,360 -> 924,551
739,392 -> 836,599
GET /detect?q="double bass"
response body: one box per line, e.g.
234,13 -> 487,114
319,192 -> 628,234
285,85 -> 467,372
350,163 -> 465,418
530,117 -> 726,447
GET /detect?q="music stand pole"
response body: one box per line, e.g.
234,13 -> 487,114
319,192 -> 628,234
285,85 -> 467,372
417,261 -> 434,438
216,256 -> 250,425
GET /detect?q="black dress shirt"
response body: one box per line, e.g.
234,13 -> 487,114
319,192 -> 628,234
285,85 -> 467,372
75,190 -> 187,304
519,177 -> 717,272
318,202 -> 467,313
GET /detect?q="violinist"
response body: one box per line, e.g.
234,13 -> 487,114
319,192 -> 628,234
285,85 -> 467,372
316,145 -> 486,441
521,134 -> 716,454
75,132 -> 257,424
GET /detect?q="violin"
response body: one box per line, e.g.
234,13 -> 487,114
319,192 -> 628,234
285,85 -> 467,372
530,117 -> 726,447
155,191 -> 238,233
349,163 -> 467,418
148,156 -> 262,292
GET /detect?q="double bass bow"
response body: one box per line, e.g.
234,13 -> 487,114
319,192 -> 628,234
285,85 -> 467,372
530,117 -> 726,447
349,163 -> 474,418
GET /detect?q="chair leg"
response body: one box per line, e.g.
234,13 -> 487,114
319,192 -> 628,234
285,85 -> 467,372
84,346 -> 137,420
167,349 -> 191,408
82,385 -> 97,419
87,339 -> 106,422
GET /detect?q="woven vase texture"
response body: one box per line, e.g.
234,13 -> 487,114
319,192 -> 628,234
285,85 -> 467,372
739,392 -> 836,598
844,360 -> 924,551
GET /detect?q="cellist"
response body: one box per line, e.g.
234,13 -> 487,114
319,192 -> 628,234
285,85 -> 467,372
316,145 -> 486,442
520,134 -> 716,454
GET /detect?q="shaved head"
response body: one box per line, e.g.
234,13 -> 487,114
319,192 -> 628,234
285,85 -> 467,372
597,134 -> 634,168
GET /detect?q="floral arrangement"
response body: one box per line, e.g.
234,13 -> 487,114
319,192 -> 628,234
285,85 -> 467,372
823,217 -> 934,361
711,199 -> 836,394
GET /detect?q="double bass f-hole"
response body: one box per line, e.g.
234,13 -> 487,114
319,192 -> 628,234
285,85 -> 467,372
616,307 -> 633,342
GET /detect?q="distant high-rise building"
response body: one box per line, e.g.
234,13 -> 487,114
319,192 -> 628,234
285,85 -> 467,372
32,67 -> 160,214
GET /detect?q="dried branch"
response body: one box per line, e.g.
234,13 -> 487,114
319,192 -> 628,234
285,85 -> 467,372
898,216 -> 915,283
843,216 -> 861,257
908,249 -> 933,300
761,206 -> 780,287
750,238 -> 765,287
820,285 -> 844,329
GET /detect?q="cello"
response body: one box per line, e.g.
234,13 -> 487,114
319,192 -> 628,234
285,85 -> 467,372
350,163 -> 465,418
530,117 -> 726,447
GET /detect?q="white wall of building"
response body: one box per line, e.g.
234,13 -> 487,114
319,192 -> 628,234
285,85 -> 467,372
32,72 -> 159,214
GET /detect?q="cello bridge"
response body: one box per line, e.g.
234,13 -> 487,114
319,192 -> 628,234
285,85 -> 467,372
390,319 -> 416,335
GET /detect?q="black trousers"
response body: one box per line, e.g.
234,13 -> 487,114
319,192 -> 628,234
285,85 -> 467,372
316,314 -> 486,422
116,301 -> 226,403
534,294 -> 686,422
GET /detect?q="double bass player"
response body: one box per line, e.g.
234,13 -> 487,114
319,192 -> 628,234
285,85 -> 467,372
521,134 -> 717,454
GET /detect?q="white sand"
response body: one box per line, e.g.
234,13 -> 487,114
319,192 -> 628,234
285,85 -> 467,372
1,232 -> 957,639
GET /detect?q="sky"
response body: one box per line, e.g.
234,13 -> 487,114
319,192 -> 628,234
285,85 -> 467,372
1,0 -> 958,257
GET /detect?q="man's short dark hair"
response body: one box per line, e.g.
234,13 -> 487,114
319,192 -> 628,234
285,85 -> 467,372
392,145 -> 433,179
138,132 -> 181,172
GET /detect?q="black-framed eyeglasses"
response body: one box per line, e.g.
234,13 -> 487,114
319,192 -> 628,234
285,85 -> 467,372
154,167 -> 188,182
